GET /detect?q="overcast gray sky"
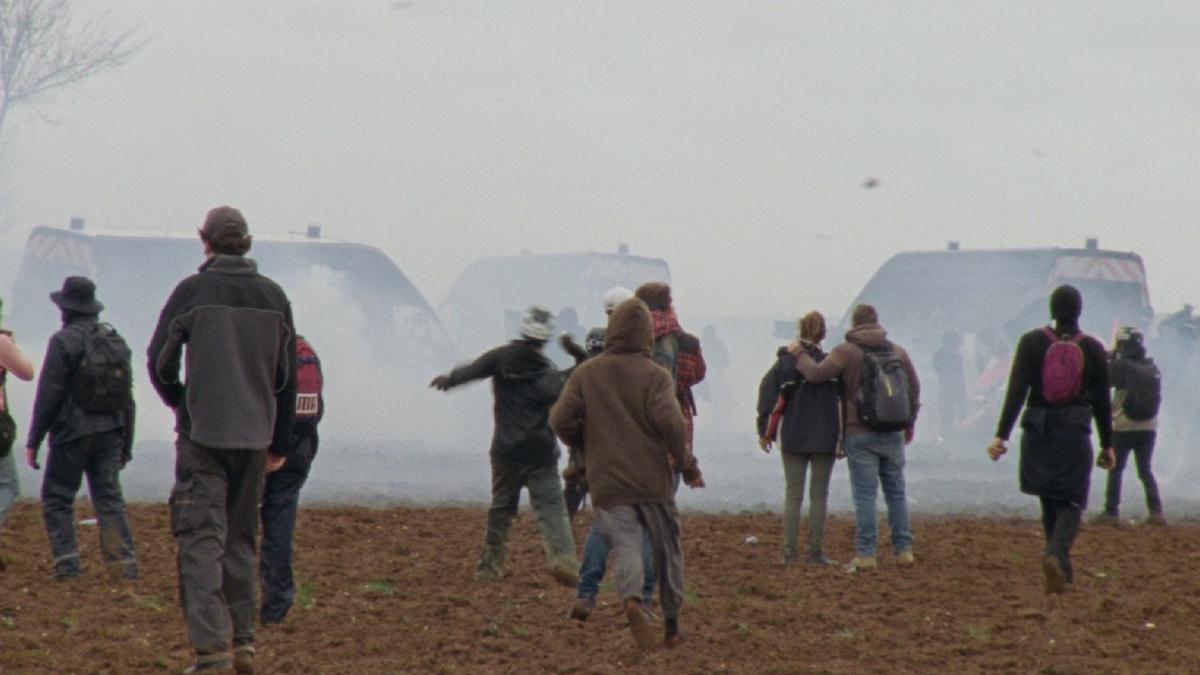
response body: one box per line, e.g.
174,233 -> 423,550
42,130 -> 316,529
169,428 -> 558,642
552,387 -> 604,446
4,1 -> 1198,318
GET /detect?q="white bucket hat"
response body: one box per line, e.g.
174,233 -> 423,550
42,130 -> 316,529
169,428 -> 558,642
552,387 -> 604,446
519,305 -> 557,341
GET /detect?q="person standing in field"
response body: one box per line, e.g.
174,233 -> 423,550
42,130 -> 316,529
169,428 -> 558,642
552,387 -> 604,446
259,334 -> 324,624
24,277 -> 138,581
551,297 -> 705,650
148,206 -> 297,674
988,285 -> 1115,595
757,311 -> 841,566
792,304 -> 920,572
1095,327 -> 1165,527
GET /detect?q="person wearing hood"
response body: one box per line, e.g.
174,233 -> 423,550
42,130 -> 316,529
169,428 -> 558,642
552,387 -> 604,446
560,286 -> 634,519
756,311 -> 841,566
551,297 -> 704,650
0,297 -> 36,543
561,287 -> 659,623
431,306 -> 579,587
792,304 -> 920,572
1096,328 -> 1165,527
988,285 -> 1115,595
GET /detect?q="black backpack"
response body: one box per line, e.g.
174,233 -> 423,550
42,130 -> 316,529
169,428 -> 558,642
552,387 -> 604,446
1121,359 -> 1161,421
70,323 -> 133,415
855,344 -> 915,432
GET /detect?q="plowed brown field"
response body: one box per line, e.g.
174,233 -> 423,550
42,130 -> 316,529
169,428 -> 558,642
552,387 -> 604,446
1,501 -> 1198,673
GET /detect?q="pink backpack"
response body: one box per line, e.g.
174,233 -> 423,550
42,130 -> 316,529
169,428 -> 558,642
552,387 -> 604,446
1041,327 -> 1087,405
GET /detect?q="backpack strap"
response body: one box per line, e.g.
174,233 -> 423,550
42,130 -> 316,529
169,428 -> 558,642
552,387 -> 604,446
1043,326 -> 1087,344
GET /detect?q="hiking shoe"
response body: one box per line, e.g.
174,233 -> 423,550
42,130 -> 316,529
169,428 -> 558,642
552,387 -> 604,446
781,553 -> 800,566
1147,512 -> 1167,527
844,556 -> 877,573
623,599 -> 658,651
1091,512 -> 1121,528
896,550 -> 915,567
568,596 -> 595,622
183,652 -> 233,673
233,645 -> 255,674
547,559 -> 580,588
1042,555 -> 1067,595
805,554 -> 838,567
664,631 -> 685,649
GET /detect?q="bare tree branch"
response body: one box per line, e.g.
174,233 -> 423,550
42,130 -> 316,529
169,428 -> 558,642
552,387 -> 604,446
0,0 -> 143,139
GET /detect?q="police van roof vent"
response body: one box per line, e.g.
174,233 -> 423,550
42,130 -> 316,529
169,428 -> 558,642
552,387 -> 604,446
1085,237 -> 1098,251
947,241 -> 960,251
618,243 -> 630,255
69,216 -> 84,231
306,224 -> 321,239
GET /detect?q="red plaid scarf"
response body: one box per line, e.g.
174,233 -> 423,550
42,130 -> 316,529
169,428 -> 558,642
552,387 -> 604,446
651,308 -> 681,339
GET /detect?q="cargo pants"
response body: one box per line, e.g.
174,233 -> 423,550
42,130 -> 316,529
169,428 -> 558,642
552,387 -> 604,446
170,437 -> 266,656
477,458 -> 577,577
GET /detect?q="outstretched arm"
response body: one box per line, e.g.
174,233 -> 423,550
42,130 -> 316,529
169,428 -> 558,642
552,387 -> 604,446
431,347 -> 501,390
793,348 -> 845,384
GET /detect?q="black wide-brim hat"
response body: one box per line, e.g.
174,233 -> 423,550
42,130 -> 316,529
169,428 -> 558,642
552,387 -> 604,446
50,276 -> 104,314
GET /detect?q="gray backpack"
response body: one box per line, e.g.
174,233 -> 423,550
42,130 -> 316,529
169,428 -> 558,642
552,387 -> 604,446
855,344 -> 914,432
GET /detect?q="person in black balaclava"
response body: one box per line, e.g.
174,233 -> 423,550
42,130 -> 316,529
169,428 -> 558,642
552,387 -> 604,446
987,285 -> 1116,595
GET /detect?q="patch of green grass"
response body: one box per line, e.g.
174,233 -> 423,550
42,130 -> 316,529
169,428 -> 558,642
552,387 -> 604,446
683,587 -> 701,604
365,580 -> 396,596
136,595 -> 167,612
297,581 -> 316,610
966,625 -> 992,641
1,616 -> 15,629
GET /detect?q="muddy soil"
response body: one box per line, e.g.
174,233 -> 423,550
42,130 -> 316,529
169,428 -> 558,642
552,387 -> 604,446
1,502 -> 1198,673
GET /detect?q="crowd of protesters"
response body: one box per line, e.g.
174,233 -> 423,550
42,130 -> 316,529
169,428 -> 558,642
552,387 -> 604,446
0,207 -> 1177,667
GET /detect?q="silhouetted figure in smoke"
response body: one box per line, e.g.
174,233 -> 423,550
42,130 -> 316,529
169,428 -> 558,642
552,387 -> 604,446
932,331 -> 966,440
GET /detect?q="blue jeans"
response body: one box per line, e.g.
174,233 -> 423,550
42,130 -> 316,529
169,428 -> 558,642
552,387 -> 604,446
259,431 -> 317,623
577,522 -> 654,601
845,431 -> 913,558
576,472 -> 678,601
0,451 -> 19,529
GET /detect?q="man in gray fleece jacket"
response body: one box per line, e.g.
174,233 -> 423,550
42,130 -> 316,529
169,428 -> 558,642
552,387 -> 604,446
148,206 -> 296,675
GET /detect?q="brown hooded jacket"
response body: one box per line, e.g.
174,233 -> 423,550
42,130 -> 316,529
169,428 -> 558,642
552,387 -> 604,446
550,298 -> 699,508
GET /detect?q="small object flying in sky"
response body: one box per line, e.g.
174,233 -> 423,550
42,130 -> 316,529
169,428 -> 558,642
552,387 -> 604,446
862,177 -> 880,189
